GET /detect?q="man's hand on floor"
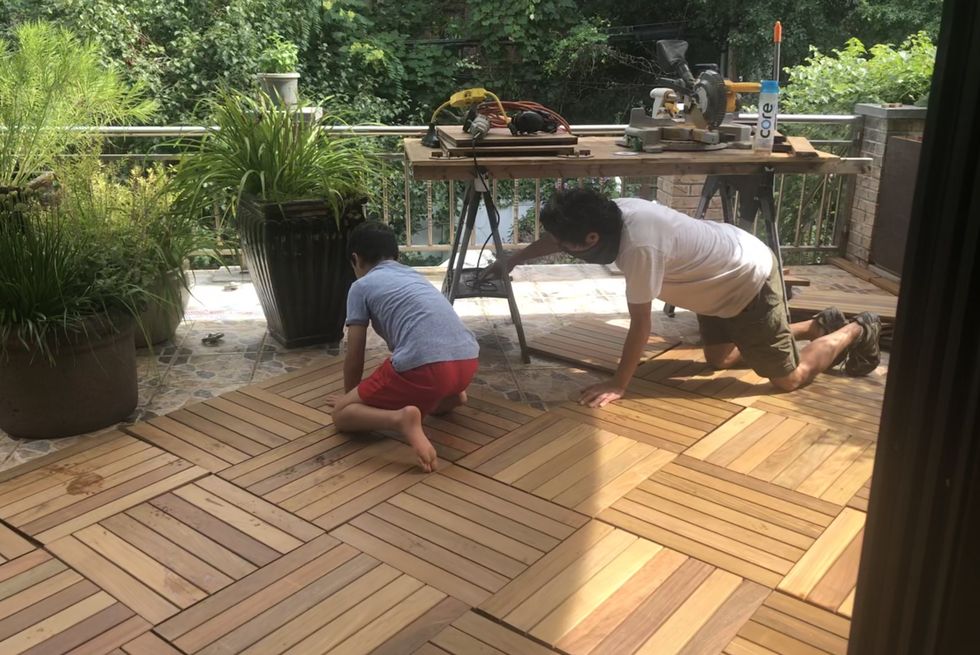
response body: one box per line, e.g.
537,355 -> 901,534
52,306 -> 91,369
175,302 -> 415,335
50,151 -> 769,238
579,381 -> 626,408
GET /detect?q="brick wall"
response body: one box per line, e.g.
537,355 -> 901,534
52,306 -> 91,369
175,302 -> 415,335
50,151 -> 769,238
846,104 -> 928,266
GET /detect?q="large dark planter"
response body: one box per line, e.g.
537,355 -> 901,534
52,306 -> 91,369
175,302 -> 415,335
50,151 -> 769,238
238,195 -> 365,348
135,269 -> 190,348
0,315 -> 138,439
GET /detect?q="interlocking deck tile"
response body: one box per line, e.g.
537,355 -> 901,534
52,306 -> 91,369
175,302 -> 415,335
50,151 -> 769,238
414,611 -> 561,654
47,476 -> 324,624
0,549 -> 150,654
0,523 -> 32,564
685,408 -> 876,505
331,464 -> 588,606
253,354 -> 387,410
598,455 -> 842,587
219,429 -> 425,531
0,432 -> 207,544
847,480 -> 871,512
723,591 -> 850,655
458,413 -> 676,516
481,520 -> 769,655
118,630 -> 184,654
156,534 -> 467,655
527,318 -> 679,373
126,387 -> 334,472
638,346 -> 885,440
550,377 -> 742,452
778,508 -> 865,618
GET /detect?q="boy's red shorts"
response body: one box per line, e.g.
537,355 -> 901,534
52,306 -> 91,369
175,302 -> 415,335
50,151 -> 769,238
358,358 -> 479,416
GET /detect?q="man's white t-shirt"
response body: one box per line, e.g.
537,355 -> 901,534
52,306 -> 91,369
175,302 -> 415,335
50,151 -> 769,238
614,198 -> 773,318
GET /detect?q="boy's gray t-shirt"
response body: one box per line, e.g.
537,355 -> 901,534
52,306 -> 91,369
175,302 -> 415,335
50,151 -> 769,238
345,260 -> 479,372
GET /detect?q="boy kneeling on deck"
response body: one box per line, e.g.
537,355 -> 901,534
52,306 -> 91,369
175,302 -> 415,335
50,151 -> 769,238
489,188 -> 882,408
329,222 -> 480,472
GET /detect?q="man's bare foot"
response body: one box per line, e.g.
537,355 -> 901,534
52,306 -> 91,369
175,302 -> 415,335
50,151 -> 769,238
397,406 -> 438,472
431,391 -> 468,416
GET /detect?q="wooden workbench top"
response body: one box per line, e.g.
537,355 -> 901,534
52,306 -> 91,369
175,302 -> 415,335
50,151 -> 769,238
404,136 -> 871,181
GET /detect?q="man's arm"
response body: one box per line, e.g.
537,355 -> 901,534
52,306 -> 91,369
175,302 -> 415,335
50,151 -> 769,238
484,233 -> 561,277
579,301 -> 652,407
343,325 -> 368,392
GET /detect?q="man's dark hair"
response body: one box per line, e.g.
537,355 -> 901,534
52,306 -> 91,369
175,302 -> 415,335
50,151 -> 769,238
540,188 -> 623,244
347,221 -> 399,264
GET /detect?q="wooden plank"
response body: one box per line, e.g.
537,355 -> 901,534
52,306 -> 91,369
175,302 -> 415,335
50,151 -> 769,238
726,592 -> 851,655
427,611 -> 558,655
779,508 -> 866,604
0,525 -> 32,564
527,319 -> 678,373
122,631 -> 184,655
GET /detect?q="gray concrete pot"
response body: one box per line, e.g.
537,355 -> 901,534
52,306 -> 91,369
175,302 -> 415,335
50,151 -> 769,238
0,315 -> 138,438
257,72 -> 300,108
135,269 -> 189,348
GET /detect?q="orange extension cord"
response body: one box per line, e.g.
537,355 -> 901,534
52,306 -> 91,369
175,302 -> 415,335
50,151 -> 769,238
476,100 -> 572,133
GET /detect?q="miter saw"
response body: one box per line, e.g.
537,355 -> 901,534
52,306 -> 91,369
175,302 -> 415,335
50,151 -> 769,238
618,40 -> 756,153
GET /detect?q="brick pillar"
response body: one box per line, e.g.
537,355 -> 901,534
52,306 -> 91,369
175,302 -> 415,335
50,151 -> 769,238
846,103 -> 928,266
656,174 -> 725,220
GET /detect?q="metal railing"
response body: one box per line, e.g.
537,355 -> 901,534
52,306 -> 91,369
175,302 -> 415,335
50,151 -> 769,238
95,114 -> 863,261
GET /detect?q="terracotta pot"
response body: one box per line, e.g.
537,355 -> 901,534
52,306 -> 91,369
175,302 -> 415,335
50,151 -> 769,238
0,315 -> 138,438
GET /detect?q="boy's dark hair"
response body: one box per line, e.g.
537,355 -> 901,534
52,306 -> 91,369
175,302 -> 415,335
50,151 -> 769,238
540,188 -> 623,244
347,221 -> 399,264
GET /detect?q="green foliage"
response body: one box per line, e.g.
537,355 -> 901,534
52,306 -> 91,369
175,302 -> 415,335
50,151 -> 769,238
0,21 -> 156,187
258,34 -> 299,73
0,185 -> 150,362
782,32 -> 936,113
169,91 -> 380,231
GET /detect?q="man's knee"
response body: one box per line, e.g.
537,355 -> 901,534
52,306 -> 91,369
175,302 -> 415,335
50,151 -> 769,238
703,345 -> 739,370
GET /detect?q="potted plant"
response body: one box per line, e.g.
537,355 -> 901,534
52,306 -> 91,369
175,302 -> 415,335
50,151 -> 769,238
257,35 -> 301,108
63,162 -> 208,347
0,22 -> 155,191
0,196 -> 150,438
171,90 -> 377,347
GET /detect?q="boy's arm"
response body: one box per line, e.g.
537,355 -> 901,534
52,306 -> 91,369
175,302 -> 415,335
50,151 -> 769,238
579,301 -> 652,407
344,325 -> 368,392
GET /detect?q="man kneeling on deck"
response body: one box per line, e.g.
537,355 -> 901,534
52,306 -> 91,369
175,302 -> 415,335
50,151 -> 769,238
488,188 -> 881,408
329,222 -> 480,472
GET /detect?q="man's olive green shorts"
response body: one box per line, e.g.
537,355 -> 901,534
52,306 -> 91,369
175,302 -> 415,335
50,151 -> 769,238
696,255 -> 799,379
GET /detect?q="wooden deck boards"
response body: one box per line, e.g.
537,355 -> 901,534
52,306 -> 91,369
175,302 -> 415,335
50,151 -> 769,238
0,284 -> 888,652
527,318 -> 679,373
481,520 -> 770,654
0,550 -> 150,655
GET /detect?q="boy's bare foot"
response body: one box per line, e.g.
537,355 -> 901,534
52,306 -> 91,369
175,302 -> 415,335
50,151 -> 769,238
398,406 -> 438,472
431,391 -> 468,416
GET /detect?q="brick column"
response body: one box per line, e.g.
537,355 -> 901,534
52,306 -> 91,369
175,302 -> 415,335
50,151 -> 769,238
846,103 -> 928,266
656,175 -> 725,220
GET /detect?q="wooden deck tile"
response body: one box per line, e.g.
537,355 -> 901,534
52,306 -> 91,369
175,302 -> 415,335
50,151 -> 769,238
553,378 -> 741,452
331,465 -> 588,606
598,455 -> 842,587
47,475 -> 324,624
638,346 -> 884,441
788,288 -> 897,323
392,391 -> 545,463
0,432 -> 207,544
120,631 -> 183,654
126,387 -> 333,472
255,354 -> 387,410
416,611 -> 560,654
527,317 -> 679,373
0,549 -> 150,654
685,409 -> 876,505
0,523 -> 33,563
778,508 -> 865,617
458,413 -> 676,516
723,591 -> 851,655
847,480 -> 871,512
156,533 -> 466,654
219,430 -> 424,530
481,520 -> 769,654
